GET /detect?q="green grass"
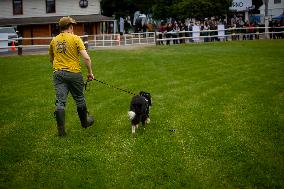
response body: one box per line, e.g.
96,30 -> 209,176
0,40 -> 284,189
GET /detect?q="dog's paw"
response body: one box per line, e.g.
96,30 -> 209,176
146,118 -> 150,124
128,111 -> 136,120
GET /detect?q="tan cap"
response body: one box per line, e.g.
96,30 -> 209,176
58,16 -> 77,27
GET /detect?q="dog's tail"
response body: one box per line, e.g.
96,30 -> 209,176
128,111 -> 136,120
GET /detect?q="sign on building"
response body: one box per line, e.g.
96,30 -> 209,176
192,26 -> 200,42
229,0 -> 252,12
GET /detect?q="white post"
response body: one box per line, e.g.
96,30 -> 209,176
103,34 -> 105,47
124,35 -> 126,46
245,11 -> 249,22
264,0 -> 270,39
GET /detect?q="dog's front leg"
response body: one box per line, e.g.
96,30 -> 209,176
146,118 -> 150,124
132,125 -> 136,134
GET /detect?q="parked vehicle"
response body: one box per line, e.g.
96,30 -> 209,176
0,27 -> 18,46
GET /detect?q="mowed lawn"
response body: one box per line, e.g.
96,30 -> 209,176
0,40 -> 283,189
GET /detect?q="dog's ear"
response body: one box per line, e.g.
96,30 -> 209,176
139,91 -> 150,97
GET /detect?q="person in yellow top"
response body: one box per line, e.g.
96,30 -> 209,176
49,16 -> 94,136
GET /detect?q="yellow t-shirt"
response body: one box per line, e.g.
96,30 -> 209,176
49,33 -> 85,73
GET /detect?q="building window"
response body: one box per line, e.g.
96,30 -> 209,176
274,0 -> 281,4
13,0 -> 23,15
46,0 -> 56,13
79,0 -> 88,8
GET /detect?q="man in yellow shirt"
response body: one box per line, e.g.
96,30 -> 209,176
49,16 -> 94,136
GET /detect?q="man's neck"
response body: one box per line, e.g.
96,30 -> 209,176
62,28 -> 73,34
62,30 -> 72,34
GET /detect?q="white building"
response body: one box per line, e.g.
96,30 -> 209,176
0,0 -> 115,45
0,0 -> 101,18
259,0 -> 284,19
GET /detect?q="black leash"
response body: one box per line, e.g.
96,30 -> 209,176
85,78 -> 137,96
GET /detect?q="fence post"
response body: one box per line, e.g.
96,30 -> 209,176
18,37 -> 22,56
103,34 -> 105,47
124,35 -> 126,46
146,32 -> 149,44
83,35 -> 88,50
155,32 -> 158,46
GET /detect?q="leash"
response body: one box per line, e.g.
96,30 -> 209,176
85,78 -> 137,96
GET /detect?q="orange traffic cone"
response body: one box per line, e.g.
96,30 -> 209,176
11,41 -> 16,51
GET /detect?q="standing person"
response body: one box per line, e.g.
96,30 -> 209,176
188,22 -> 193,43
165,23 -> 172,45
158,22 -> 166,45
49,16 -> 94,136
203,22 -> 210,42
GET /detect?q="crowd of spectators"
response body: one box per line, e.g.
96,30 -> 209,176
156,16 -> 284,45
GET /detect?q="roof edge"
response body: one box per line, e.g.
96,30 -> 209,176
0,14 -> 115,26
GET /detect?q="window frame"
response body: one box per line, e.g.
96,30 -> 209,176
46,0 -> 56,14
274,0 -> 281,4
13,0 -> 23,15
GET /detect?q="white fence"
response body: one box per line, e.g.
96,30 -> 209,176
91,32 -> 155,48
156,26 -> 284,44
0,27 -> 283,55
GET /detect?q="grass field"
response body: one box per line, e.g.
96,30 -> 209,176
0,40 -> 284,189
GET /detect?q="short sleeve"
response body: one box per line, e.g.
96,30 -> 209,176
76,36 -> 86,51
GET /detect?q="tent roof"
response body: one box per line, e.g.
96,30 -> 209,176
272,12 -> 284,20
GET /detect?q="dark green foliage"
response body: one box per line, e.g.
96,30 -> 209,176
100,0 -> 233,20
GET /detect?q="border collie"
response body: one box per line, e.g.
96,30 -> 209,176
128,91 -> 152,134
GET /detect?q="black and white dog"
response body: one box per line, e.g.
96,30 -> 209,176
128,91 -> 152,134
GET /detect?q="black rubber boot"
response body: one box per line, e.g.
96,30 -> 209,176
77,106 -> 94,128
54,109 -> 66,136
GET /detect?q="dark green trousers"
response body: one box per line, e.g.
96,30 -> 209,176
53,70 -> 86,110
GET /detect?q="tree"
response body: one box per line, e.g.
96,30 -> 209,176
100,0 -> 135,18
252,0 -> 263,10
101,0 -> 233,20
151,0 -> 173,20
100,0 -> 153,18
152,0 -> 232,20
132,0 -> 154,14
